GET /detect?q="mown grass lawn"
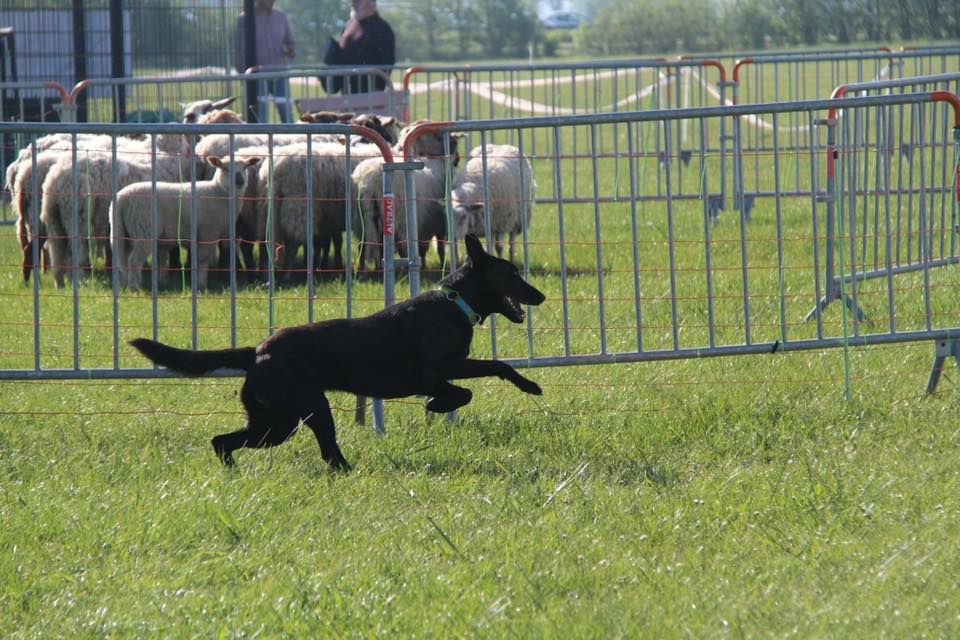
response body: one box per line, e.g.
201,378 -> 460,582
1,219 -> 960,637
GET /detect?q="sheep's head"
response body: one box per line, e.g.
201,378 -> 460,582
208,156 -> 262,192
399,123 -> 462,166
450,183 -> 483,240
181,97 -> 238,123
349,114 -> 399,145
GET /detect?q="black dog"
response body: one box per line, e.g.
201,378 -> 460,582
130,234 -> 545,471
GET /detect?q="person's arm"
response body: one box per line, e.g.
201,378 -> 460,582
380,23 -> 396,67
282,15 -> 295,60
234,16 -> 245,73
321,38 -> 344,94
372,21 -> 395,90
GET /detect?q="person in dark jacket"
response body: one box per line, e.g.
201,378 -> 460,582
322,0 -> 396,94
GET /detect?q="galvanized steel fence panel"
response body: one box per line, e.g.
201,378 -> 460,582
393,94 -> 960,386
1,93 -> 959,405
0,120 -> 393,379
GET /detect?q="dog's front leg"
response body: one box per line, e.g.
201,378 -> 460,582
444,358 -> 542,396
425,381 -> 473,413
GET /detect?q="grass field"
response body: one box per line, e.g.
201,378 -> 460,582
3,60 -> 960,636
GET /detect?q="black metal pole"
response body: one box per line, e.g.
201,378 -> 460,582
110,0 -> 126,122
242,0 -> 259,122
72,0 -> 88,122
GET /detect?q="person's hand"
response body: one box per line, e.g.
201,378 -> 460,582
339,18 -> 362,48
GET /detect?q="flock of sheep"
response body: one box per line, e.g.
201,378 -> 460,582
4,97 -> 535,290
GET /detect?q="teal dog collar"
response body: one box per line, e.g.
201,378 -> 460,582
440,286 -> 481,325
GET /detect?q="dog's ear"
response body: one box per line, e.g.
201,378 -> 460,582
465,234 -> 487,264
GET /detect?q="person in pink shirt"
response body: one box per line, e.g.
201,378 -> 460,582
235,0 -> 296,122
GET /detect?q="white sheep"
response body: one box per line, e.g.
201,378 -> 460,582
264,140 -> 384,276
449,144 -> 534,263
350,128 -> 462,272
9,133 -> 185,284
40,133 -> 192,287
11,149 -> 67,282
250,116 -> 401,278
110,155 -> 261,290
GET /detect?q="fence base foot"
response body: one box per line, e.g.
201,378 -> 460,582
372,398 -> 386,434
926,338 -> 960,394
804,288 -> 867,323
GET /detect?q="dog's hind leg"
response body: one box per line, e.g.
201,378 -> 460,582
212,384 -> 302,466
425,381 -> 473,413
301,394 -> 351,472
210,418 -> 300,466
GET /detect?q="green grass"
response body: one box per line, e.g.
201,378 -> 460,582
3,321 -> 960,637
4,54 -> 960,635
3,211 -> 960,637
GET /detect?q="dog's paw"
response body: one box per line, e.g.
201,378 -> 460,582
516,377 -> 542,395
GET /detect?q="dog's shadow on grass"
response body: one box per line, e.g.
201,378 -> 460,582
360,446 -> 679,489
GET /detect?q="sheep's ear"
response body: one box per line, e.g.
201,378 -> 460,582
465,234 -> 488,265
245,156 -> 262,167
212,96 -> 236,110
208,156 -> 224,169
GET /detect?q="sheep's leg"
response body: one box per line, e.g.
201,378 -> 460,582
238,240 -> 257,279
508,232 -> 517,264
436,235 -> 446,272
354,395 -> 366,425
330,232 -> 344,276
314,233 -> 331,275
418,237 -> 430,270
50,241 -> 66,289
125,240 -> 149,290
196,243 -> 218,290
17,217 -> 32,283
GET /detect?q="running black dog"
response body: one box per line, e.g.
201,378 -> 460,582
130,234 -> 545,471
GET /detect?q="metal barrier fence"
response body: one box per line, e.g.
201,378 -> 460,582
4,47 -> 958,214
1,92 -> 958,410
394,93 -> 960,395
807,73 -> 960,323
0,119 -> 400,376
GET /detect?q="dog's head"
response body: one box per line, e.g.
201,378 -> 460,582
460,234 -> 545,323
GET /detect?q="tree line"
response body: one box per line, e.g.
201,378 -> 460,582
9,0 -> 957,73
575,0 -> 960,56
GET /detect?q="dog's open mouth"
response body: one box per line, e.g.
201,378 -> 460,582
503,295 -> 525,323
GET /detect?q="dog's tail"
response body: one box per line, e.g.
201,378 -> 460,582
130,338 -> 256,376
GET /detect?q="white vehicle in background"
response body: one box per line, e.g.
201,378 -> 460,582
541,11 -> 582,29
